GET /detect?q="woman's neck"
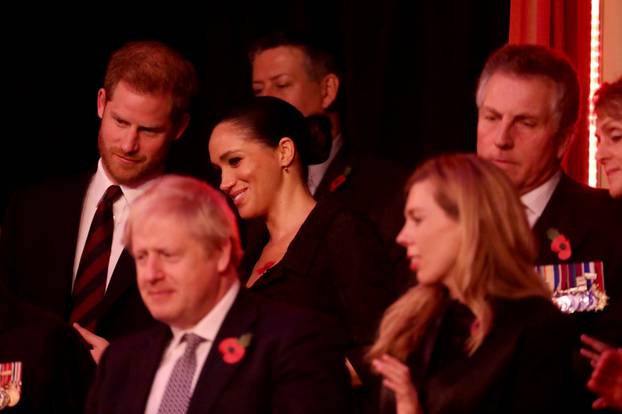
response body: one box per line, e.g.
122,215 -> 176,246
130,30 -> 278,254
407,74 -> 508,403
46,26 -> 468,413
265,182 -> 316,242
443,270 -> 464,303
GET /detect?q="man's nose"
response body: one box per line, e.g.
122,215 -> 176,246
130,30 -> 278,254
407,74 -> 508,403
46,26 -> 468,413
121,127 -> 140,153
494,122 -> 514,149
144,256 -> 164,283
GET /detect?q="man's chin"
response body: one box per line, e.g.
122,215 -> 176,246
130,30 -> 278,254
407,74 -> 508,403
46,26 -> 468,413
107,165 -> 154,188
488,161 -> 513,176
610,184 -> 622,199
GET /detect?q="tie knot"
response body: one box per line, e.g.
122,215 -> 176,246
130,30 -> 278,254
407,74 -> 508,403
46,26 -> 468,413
182,333 -> 205,354
99,185 -> 123,208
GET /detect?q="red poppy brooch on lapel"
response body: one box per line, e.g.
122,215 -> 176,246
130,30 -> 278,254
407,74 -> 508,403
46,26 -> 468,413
547,228 -> 572,261
219,333 -> 252,364
329,166 -> 352,192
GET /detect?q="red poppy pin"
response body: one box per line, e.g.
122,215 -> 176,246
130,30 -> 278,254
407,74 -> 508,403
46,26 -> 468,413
547,228 -> 572,261
329,166 -> 352,192
218,333 -> 252,364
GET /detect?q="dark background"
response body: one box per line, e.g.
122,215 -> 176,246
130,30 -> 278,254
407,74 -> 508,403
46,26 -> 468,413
0,1 -> 509,213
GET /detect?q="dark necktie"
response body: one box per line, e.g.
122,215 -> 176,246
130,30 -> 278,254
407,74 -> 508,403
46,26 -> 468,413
70,185 -> 123,332
158,333 -> 206,414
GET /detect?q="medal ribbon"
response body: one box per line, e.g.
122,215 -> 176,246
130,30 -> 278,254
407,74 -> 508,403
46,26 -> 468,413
0,362 -> 21,387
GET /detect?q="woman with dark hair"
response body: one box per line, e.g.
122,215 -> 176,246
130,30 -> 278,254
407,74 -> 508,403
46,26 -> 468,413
369,154 -> 579,414
208,96 -> 394,385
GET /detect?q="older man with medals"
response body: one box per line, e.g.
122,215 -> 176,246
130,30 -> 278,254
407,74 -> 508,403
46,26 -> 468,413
476,44 -> 622,412
0,282 -> 94,413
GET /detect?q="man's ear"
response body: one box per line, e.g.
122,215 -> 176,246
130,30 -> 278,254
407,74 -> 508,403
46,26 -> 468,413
173,113 -> 190,141
556,127 -> 575,160
97,88 -> 107,119
320,73 -> 339,110
277,137 -> 296,167
216,239 -> 232,273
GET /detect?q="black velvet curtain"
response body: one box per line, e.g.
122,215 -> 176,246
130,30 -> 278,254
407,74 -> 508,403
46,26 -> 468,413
0,1 -> 509,212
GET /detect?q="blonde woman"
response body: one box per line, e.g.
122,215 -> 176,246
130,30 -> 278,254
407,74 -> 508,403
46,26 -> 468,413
595,77 -> 622,199
369,154 -> 580,414
580,78 -> 622,411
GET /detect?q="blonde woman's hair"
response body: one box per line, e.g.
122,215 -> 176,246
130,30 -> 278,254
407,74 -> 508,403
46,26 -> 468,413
368,154 -> 549,361
124,174 -> 243,269
594,77 -> 622,121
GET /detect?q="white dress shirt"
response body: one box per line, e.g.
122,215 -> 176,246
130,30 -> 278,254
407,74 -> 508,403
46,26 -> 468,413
308,133 -> 343,195
72,159 -> 148,290
520,171 -> 561,228
144,281 -> 241,414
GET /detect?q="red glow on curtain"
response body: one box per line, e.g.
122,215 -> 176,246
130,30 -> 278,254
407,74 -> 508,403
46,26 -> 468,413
509,0 -> 591,184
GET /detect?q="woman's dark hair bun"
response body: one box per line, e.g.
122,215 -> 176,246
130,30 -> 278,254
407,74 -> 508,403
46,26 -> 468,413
217,96 -> 333,167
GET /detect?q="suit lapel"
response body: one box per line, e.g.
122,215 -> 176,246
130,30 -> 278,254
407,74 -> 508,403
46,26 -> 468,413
58,171 -> 97,317
314,146 -> 352,198
533,174 -> 590,264
249,201 -> 340,290
187,290 -> 257,414
125,325 -> 172,413
64,175 -> 96,261
99,249 -> 136,315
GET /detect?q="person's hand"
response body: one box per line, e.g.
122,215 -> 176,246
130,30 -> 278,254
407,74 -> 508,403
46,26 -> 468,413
73,323 -> 109,364
581,334 -> 613,367
588,348 -> 622,410
580,334 -> 622,410
373,354 -> 422,414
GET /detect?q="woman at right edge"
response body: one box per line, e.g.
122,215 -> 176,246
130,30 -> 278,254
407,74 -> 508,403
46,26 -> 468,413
580,77 -> 622,412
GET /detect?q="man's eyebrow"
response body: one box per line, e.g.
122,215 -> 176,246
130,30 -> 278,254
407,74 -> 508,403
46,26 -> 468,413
480,106 -> 500,115
269,74 -> 288,81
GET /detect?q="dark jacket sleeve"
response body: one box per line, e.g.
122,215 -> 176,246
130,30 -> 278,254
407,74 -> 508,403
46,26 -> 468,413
505,309 -> 588,414
272,312 -> 353,414
1,300 -> 95,414
48,322 -> 96,414
322,210 -> 395,378
84,346 -> 110,414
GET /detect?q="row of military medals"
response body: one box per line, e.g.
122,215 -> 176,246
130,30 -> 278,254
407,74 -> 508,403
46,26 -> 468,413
552,272 -> 608,313
0,362 -> 21,410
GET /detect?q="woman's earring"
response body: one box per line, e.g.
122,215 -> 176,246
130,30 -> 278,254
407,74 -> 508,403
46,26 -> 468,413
283,166 -> 289,173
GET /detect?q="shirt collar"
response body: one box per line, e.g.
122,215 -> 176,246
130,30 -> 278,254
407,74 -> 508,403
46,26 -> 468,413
169,280 -> 240,347
324,133 -> 343,170
94,158 -> 152,204
307,133 -> 343,193
520,171 -> 561,227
